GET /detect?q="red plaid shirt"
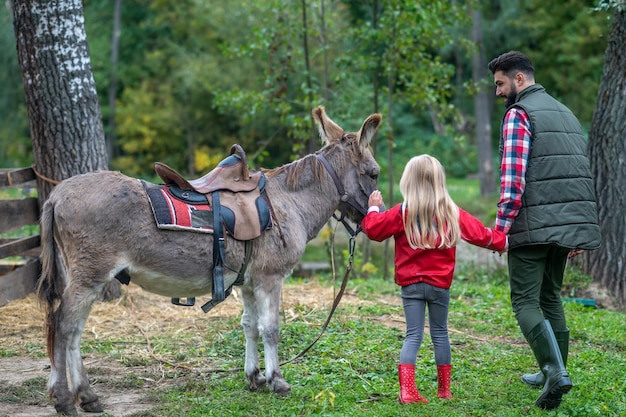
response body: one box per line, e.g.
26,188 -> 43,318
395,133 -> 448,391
497,107 -> 532,233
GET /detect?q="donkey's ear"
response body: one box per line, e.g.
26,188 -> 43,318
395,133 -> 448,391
312,106 -> 344,144
357,113 -> 382,152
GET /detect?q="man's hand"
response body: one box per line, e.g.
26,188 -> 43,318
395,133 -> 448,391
568,249 -> 584,259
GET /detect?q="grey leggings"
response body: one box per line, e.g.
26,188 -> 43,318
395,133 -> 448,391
400,282 -> 451,366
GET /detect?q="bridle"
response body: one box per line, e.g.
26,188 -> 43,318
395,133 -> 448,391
315,152 -> 368,238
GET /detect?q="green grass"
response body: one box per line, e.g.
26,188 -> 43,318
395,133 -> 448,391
446,177 -> 499,223
109,272 -> 624,417
2,270 -> 624,416
0,377 -> 47,406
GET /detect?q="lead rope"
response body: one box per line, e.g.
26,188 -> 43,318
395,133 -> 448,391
279,232 -> 357,366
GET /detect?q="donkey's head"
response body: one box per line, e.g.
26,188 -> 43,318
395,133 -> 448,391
312,106 -> 382,224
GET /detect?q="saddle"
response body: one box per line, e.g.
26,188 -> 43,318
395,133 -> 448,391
155,144 -> 271,241
154,144 -> 263,194
154,144 -> 272,312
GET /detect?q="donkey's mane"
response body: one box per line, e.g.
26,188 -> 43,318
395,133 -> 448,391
264,142 -> 349,191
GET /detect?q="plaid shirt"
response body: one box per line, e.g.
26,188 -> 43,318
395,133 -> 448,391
496,107 -> 532,233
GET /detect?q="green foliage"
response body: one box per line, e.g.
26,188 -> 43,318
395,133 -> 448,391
561,266 -> 594,298
0,9 -> 31,167
516,0 -> 611,125
0,0 -> 612,186
214,0 -> 364,160
446,177 -> 499,223
379,123 -> 477,179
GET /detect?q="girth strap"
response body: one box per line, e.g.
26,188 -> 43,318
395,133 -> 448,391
212,191 -> 227,302
201,240 -> 251,313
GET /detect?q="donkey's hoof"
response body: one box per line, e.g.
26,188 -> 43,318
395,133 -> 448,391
249,375 -> 267,391
271,378 -> 291,396
80,398 -> 104,413
54,403 -> 78,415
246,368 -> 267,392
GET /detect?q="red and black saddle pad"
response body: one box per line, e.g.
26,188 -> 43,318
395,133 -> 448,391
142,180 -> 214,233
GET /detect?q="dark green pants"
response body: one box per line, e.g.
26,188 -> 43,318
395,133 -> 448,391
507,244 -> 570,338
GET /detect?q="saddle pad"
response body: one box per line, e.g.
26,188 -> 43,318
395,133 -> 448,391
142,180 -> 214,234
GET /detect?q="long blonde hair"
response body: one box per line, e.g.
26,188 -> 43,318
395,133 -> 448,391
399,154 -> 460,249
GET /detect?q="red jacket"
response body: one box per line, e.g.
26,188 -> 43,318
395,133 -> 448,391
362,204 -> 507,289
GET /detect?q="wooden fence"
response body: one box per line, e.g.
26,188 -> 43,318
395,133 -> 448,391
0,167 -> 40,306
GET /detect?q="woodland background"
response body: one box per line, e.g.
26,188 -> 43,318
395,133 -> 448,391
0,0 -> 610,176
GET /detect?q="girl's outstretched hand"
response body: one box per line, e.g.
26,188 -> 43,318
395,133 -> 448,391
368,190 -> 384,208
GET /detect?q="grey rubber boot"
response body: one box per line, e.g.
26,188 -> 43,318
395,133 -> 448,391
527,320 -> 573,410
521,329 -> 569,388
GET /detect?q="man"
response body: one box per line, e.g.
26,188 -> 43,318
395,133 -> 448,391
487,51 -> 601,410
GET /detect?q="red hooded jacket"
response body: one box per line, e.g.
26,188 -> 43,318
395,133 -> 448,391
362,204 -> 507,289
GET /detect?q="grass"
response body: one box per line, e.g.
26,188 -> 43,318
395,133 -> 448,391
115,274 -> 624,417
5,270 -> 624,416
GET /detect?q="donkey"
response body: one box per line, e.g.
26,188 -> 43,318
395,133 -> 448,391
37,107 -> 382,415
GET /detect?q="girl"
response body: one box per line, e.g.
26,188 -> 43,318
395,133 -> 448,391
362,154 -> 508,404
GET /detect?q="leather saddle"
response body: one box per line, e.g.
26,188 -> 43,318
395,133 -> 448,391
155,144 -> 263,194
154,144 -> 272,241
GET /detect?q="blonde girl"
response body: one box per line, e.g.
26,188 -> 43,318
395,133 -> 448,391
362,154 -> 507,404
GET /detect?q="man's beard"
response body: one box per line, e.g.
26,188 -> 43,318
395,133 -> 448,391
505,84 -> 518,107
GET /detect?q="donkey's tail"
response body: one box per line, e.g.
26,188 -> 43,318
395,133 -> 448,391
36,196 -> 65,362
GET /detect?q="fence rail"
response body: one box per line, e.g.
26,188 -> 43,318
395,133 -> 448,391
0,167 -> 40,306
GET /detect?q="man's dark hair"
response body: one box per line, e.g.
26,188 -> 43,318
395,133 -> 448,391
488,51 -> 535,78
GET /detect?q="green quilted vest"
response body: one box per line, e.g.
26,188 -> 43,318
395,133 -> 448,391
499,84 -> 601,249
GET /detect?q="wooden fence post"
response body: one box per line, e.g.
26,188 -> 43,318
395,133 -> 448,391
0,167 -> 41,306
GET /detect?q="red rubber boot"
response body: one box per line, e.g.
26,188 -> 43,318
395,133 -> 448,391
437,364 -> 453,399
398,364 -> 429,404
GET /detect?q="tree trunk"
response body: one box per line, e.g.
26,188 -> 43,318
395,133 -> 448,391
106,0 -> 122,161
586,8 -> 626,309
301,0 -> 316,155
13,0 -> 120,299
471,9 -> 495,196
383,49 -> 398,281
13,0 -> 109,206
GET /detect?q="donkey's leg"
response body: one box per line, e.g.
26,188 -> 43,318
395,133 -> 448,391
68,318 -> 103,412
256,278 -> 291,396
48,305 -> 77,415
240,285 -> 266,391
58,283 -> 105,413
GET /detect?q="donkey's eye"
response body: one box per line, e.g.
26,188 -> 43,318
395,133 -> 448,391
367,169 -> 379,181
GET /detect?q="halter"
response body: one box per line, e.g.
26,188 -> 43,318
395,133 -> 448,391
315,152 -> 368,237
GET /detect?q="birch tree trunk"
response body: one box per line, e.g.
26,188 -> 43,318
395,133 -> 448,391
471,8 -> 495,196
12,0 -> 108,207
586,8 -> 626,309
